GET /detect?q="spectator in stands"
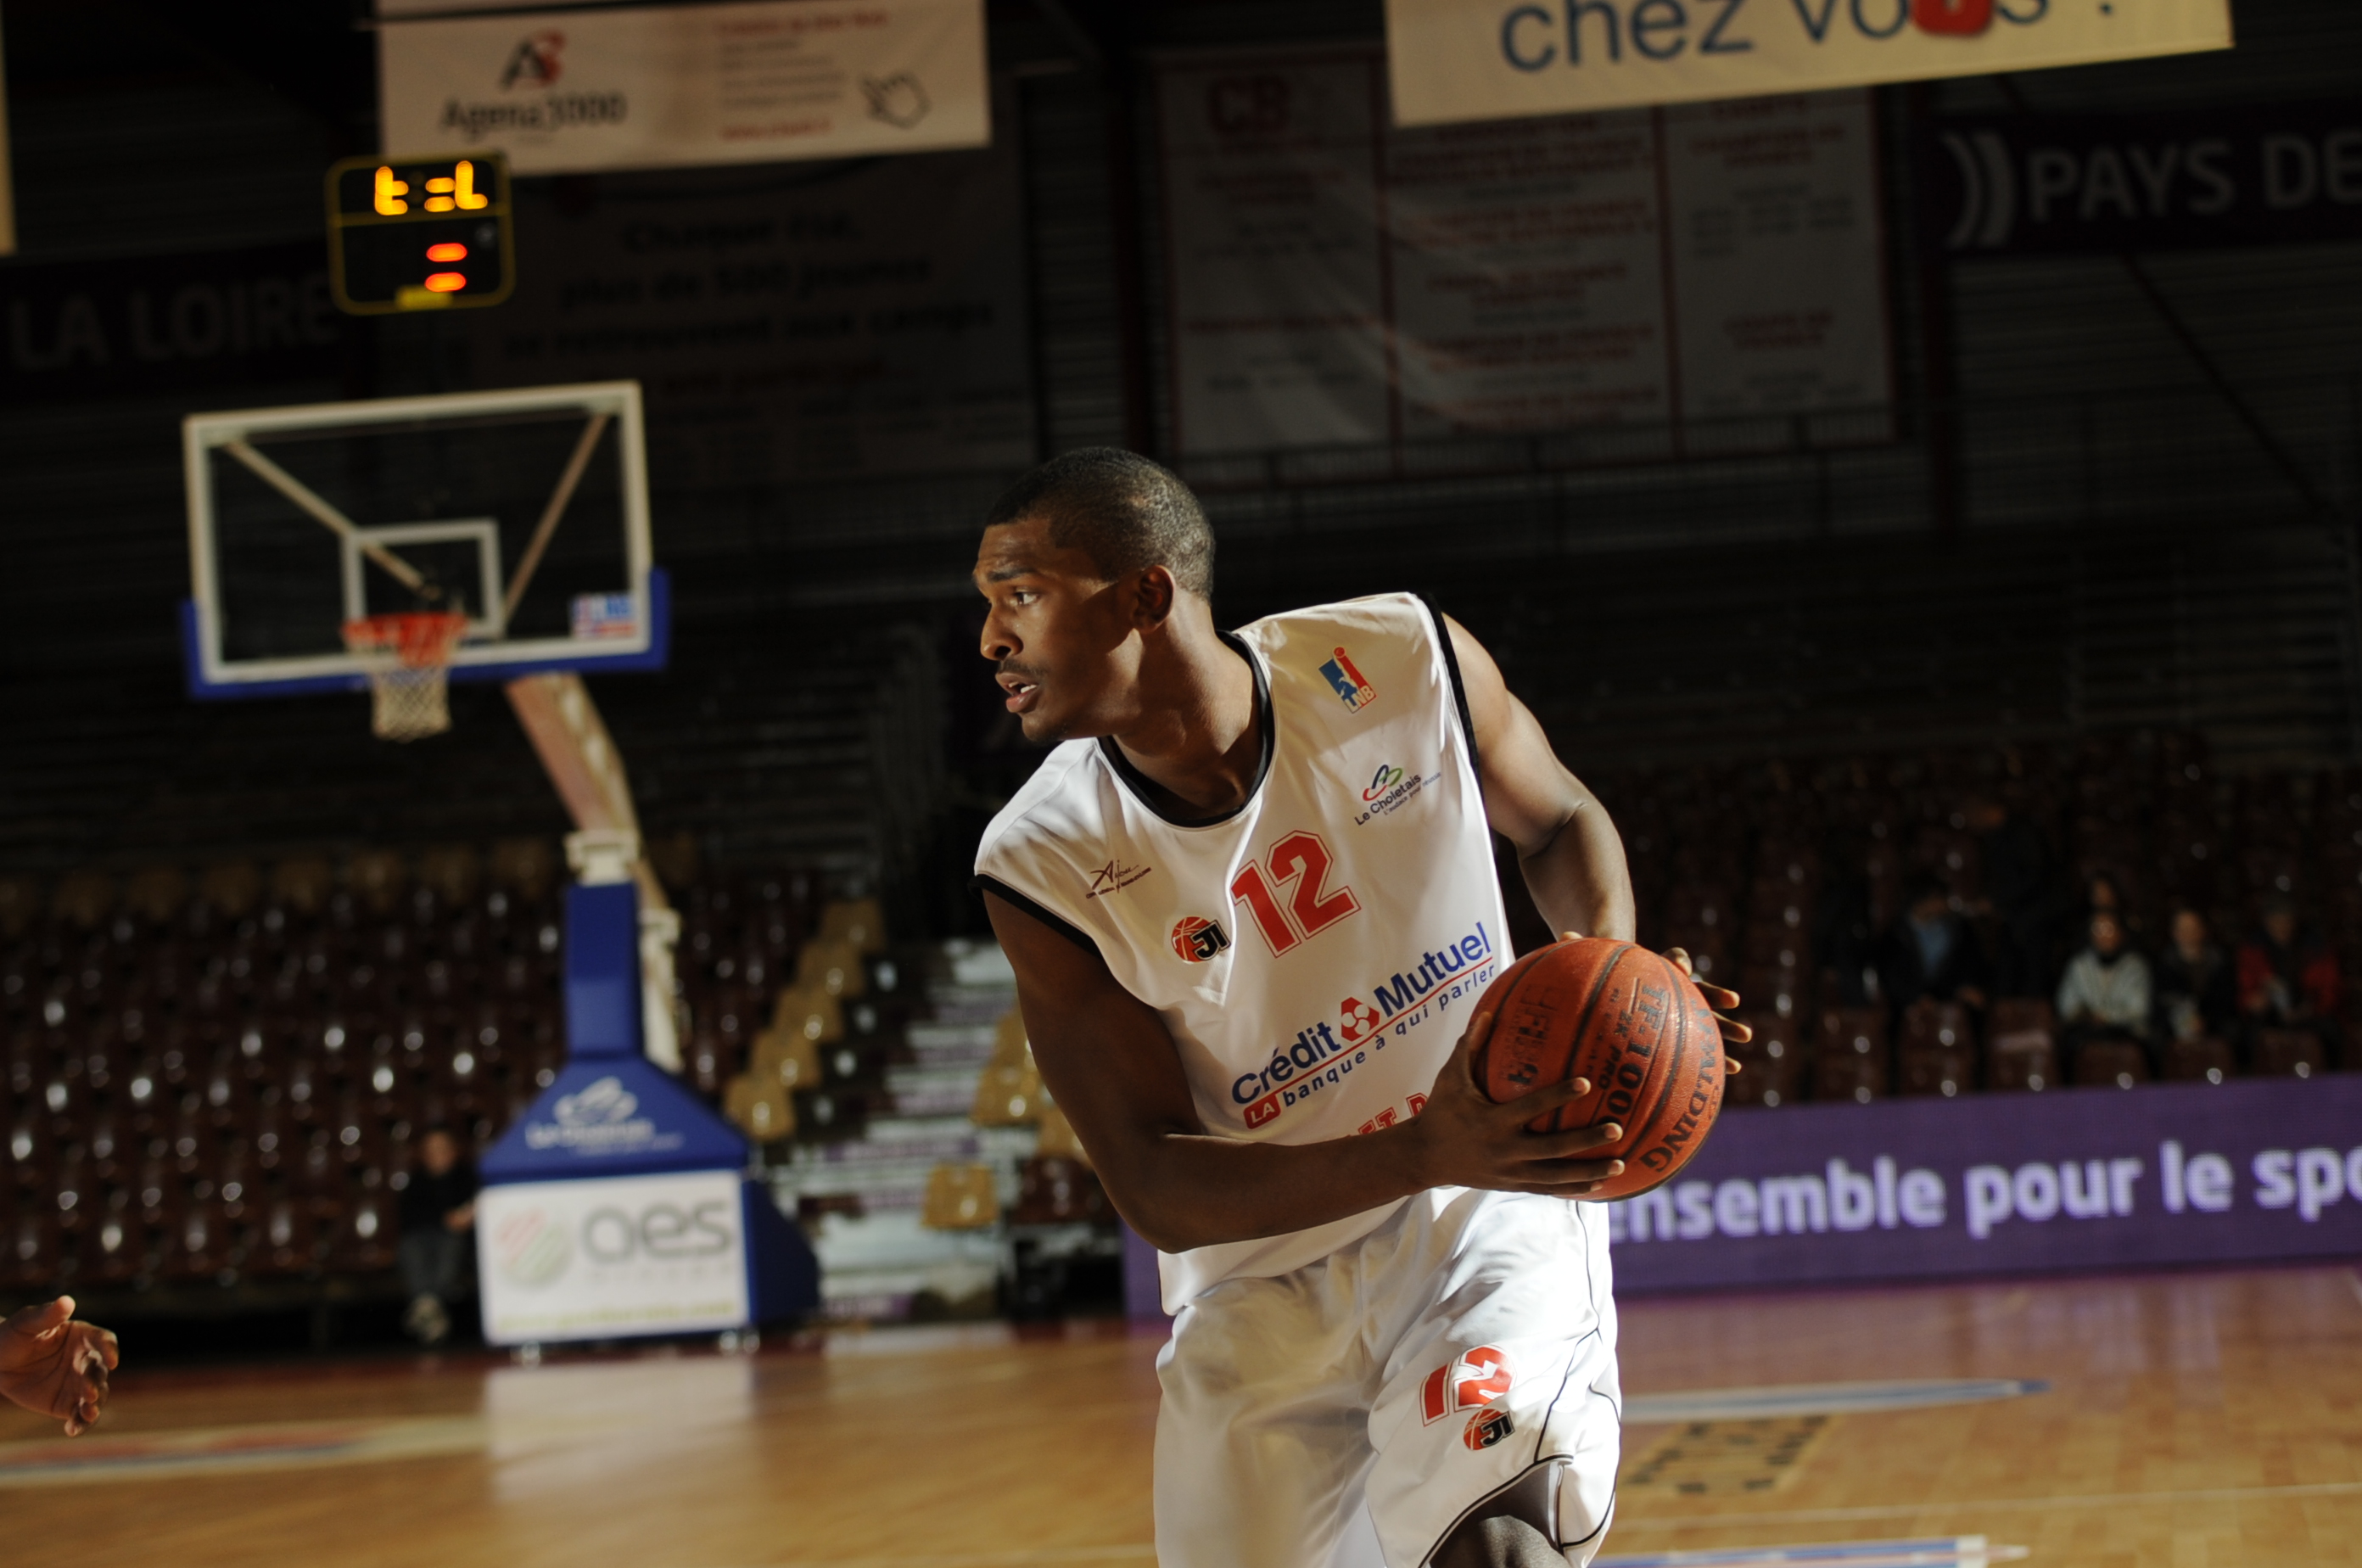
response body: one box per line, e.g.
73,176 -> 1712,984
1966,792 -> 2058,998
1878,876 -> 1989,1017
2237,894 -> 2343,1054
398,1128 -> 478,1347
2081,870 -> 2155,949
2056,910 -> 2153,1063
2154,907 -> 2236,1045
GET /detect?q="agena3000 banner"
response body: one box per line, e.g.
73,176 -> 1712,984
380,0 -> 988,175
1385,0 -> 2232,127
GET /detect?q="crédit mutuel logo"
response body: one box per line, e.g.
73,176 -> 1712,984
439,26 -> 625,142
1234,919 -> 1498,1128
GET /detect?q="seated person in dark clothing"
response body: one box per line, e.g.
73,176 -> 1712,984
1878,876 -> 1990,1016
2154,907 -> 2236,1046
1966,793 -> 2058,999
2236,895 -> 2345,1057
398,1127 -> 479,1347
2055,910 -> 2153,1067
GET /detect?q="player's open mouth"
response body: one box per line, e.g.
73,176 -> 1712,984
1000,677 -> 1039,714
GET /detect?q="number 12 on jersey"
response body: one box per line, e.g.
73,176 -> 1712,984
1229,831 -> 1358,955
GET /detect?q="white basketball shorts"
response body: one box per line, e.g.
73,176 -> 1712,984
1153,1188 -> 1621,1568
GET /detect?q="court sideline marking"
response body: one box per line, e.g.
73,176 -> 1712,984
693,1537 -> 2030,1568
1610,1478 -> 2362,1531
1622,1380 -> 2042,1423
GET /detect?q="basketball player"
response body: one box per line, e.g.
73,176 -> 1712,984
973,450 -> 1741,1568
1,1297 -> 118,1436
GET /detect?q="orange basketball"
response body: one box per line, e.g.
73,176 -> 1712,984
1471,937 -> 1726,1201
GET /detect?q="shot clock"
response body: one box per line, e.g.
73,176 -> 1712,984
326,152 -> 515,315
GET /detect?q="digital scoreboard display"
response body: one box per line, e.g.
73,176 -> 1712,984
326,153 -> 514,315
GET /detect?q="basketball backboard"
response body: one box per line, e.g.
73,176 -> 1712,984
182,380 -> 664,698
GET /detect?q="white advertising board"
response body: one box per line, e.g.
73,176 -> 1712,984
477,1168 -> 750,1345
380,0 -> 989,175
1160,50 -> 1889,462
1385,0 -> 2234,128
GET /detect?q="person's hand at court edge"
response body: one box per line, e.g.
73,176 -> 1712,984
0,1296 -> 120,1436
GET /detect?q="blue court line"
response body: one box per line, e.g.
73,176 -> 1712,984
1599,1537 -> 2024,1568
1624,1379 -> 2046,1423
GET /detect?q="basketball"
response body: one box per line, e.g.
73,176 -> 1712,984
1471,938 -> 1726,1201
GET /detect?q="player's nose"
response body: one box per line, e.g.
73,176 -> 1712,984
980,615 -> 1016,663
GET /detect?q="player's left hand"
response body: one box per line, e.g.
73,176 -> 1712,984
0,1296 -> 120,1436
1564,932 -> 1751,1069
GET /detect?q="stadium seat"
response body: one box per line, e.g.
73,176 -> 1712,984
922,1162 -> 1000,1229
725,1072 -> 794,1142
1010,1156 -> 1110,1225
1986,998 -> 2061,1092
1897,999 -> 1977,1097
1814,1051 -> 1886,1102
2251,1028 -> 2327,1079
796,940 -> 868,1000
2162,1034 -> 2236,1084
2072,1037 -> 2150,1089
1724,1010 -> 1803,1108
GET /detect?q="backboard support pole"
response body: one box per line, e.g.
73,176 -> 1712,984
507,671 -> 683,1073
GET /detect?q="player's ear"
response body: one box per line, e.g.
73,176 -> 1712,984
1133,563 -> 1178,630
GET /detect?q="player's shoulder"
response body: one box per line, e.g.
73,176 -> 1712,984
1236,591 -> 1451,697
1236,591 -> 1440,655
974,740 -> 1105,874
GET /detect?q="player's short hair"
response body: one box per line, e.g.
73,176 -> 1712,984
983,447 -> 1214,597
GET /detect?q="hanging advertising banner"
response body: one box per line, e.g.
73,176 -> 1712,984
1922,102 -> 2362,258
1384,0 -> 2234,129
378,0 -> 989,176
478,1168 -> 752,1345
1606,1077 -> 2362,1294
461,102 -> 1034,480
1159,49 -> 1889,465
0,241 -> 344,404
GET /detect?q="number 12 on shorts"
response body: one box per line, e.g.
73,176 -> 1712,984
1422,1345 -> 1514,1425
1229,831 -> 1357,955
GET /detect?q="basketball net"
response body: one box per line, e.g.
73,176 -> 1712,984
342,612 -> 469,742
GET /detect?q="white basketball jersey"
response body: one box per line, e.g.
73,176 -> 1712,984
976,593 -> 1510,1309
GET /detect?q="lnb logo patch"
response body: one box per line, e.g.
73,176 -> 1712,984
1318,647 -> 1376,713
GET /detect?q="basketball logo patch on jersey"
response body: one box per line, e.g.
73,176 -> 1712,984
1318,647 -> 1376,712
1464,1406 -> 1516,1450
1422,1345 -> 1515,1425
1170,916 -> 1231,963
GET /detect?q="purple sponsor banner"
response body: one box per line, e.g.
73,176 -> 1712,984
1609,1077 -> 2362,1292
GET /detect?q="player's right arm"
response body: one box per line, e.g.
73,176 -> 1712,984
987,892 -> 1627,1253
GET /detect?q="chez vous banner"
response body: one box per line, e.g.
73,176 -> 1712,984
1384,0 -> 2232,129
1607,1075 -> 2362,1292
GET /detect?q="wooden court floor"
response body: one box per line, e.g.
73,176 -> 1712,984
2,1264 -> 2356,1567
